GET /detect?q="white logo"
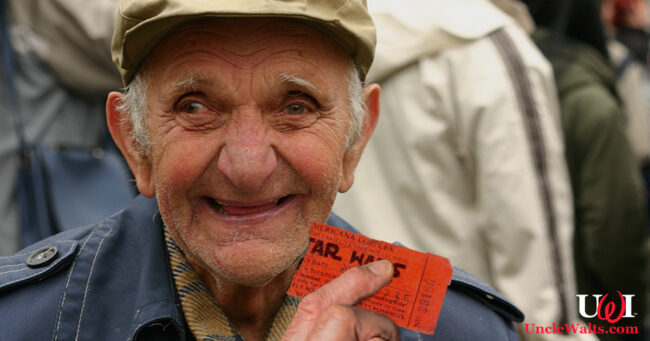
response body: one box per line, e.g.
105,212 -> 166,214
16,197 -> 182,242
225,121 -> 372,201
577,292 -> 634,323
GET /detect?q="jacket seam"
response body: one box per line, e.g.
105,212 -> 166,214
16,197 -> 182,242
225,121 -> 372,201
0,266 -> 53,286
0,249 -> 34,260
53,229 -> 99,341
0,267 -> 28,276
0,263 -> 22,270
73,223 -> 115,341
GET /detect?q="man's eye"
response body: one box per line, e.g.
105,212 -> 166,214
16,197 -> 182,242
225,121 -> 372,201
181,102 -> 205,114
285,103 -> 306,115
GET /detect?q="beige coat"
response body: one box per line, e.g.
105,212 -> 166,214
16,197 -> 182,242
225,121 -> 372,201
0,0 -> 120,255
9,0 -> 121,98
334,0 -> 591,339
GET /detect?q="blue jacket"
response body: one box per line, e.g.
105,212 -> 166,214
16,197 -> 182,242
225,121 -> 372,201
0,196 -> 523,340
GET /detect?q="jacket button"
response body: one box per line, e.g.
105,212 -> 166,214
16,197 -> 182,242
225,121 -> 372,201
26,246 -> 58,268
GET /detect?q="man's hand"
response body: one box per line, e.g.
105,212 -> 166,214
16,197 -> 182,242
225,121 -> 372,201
283,260 -> 400,341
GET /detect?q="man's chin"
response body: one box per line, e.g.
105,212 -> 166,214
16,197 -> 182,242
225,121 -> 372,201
220,270 -> 283,288
202,240 -> 306,288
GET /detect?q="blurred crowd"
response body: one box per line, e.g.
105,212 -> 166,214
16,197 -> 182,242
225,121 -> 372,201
334,0 -> 650,340
1,0 -> 649,340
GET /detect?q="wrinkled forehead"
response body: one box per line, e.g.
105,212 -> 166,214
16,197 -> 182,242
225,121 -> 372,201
141,17 -> 351,78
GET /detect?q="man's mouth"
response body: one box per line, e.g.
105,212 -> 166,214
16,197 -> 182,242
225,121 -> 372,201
209,196 -> 292,216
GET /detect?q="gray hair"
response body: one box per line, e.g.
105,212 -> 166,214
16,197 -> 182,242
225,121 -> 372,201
115,72 -> 152,156
345,63 -> 365,149
117,60 -> 365,156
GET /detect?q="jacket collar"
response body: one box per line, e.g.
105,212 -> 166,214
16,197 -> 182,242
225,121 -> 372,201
82,197 -> 355,340
0,195 -> 521,339
121,196 -> 188,340
125,199 -> 362,340
53,196 -> 188,340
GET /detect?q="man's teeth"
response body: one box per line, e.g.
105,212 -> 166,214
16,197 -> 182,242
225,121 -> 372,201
212,199 -> 229,215
211,198 -> 284,215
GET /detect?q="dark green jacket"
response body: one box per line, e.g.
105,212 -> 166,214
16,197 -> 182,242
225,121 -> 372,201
533,29 -> 647,336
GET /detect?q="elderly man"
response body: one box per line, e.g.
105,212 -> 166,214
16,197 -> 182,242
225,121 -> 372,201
0,0 -> 523,340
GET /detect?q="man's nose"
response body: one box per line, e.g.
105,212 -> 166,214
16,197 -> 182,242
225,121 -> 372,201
216,114 -> 278,193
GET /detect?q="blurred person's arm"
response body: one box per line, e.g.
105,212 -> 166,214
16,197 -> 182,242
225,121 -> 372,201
445,24 -> 585,335
562,80 -> 647,321
608,40 -> 650,164
339,1 -> 584,335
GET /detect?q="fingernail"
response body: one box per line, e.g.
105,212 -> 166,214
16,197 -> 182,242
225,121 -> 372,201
367,260 -> 392,275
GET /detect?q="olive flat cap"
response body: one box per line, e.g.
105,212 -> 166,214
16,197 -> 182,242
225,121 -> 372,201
111,0 -> 376,85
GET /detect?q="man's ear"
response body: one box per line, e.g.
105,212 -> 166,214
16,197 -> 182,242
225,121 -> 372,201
106,92 -> 155,197
339,83 -> 380,193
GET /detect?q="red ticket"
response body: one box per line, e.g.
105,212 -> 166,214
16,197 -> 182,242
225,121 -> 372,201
287,222 -> 453,335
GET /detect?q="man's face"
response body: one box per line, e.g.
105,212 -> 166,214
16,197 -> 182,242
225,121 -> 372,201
133,19 -> 364,286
